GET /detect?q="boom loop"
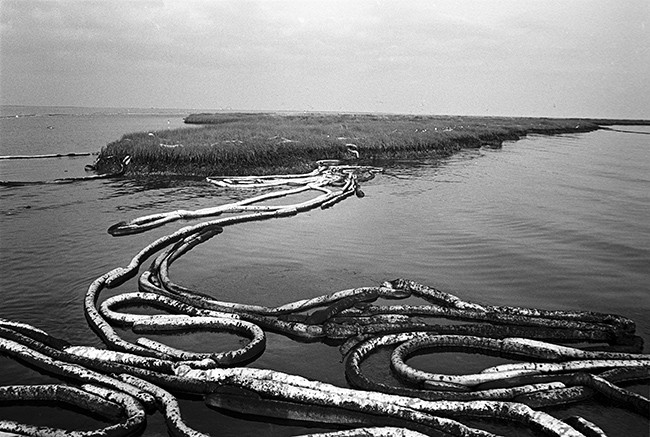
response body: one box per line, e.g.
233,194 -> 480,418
1,163 -> 648,436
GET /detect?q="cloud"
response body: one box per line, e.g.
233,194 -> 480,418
2,1 -> 508,74
1,0 -> 648,117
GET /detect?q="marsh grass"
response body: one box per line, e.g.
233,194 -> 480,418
96,112 -> 639,176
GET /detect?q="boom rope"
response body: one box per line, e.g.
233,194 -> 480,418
1,162 -> 648,436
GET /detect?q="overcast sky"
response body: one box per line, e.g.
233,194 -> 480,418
1,0 -> 648,118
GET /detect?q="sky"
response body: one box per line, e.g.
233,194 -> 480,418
1,0 -> 648,118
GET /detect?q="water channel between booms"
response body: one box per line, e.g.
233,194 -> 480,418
0,127 -> 648,436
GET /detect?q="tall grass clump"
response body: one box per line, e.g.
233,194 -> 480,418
96,112 -> 629,176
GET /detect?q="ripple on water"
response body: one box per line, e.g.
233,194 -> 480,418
1,127 -> 649,436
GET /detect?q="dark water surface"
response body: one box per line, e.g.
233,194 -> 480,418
1,107 -> 648,436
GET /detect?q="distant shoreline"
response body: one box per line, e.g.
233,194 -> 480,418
95,113 -> 650,177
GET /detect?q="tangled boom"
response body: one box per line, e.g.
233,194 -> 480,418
1,162 -> 648,437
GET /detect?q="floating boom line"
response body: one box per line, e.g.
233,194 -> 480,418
1,161 -> 648,437
0,155 -> 131,186
0,152 -> 96,160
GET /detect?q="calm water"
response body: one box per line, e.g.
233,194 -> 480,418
0,107 -> 648,436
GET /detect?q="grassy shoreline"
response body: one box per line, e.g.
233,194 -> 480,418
96,113 -> 649,176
